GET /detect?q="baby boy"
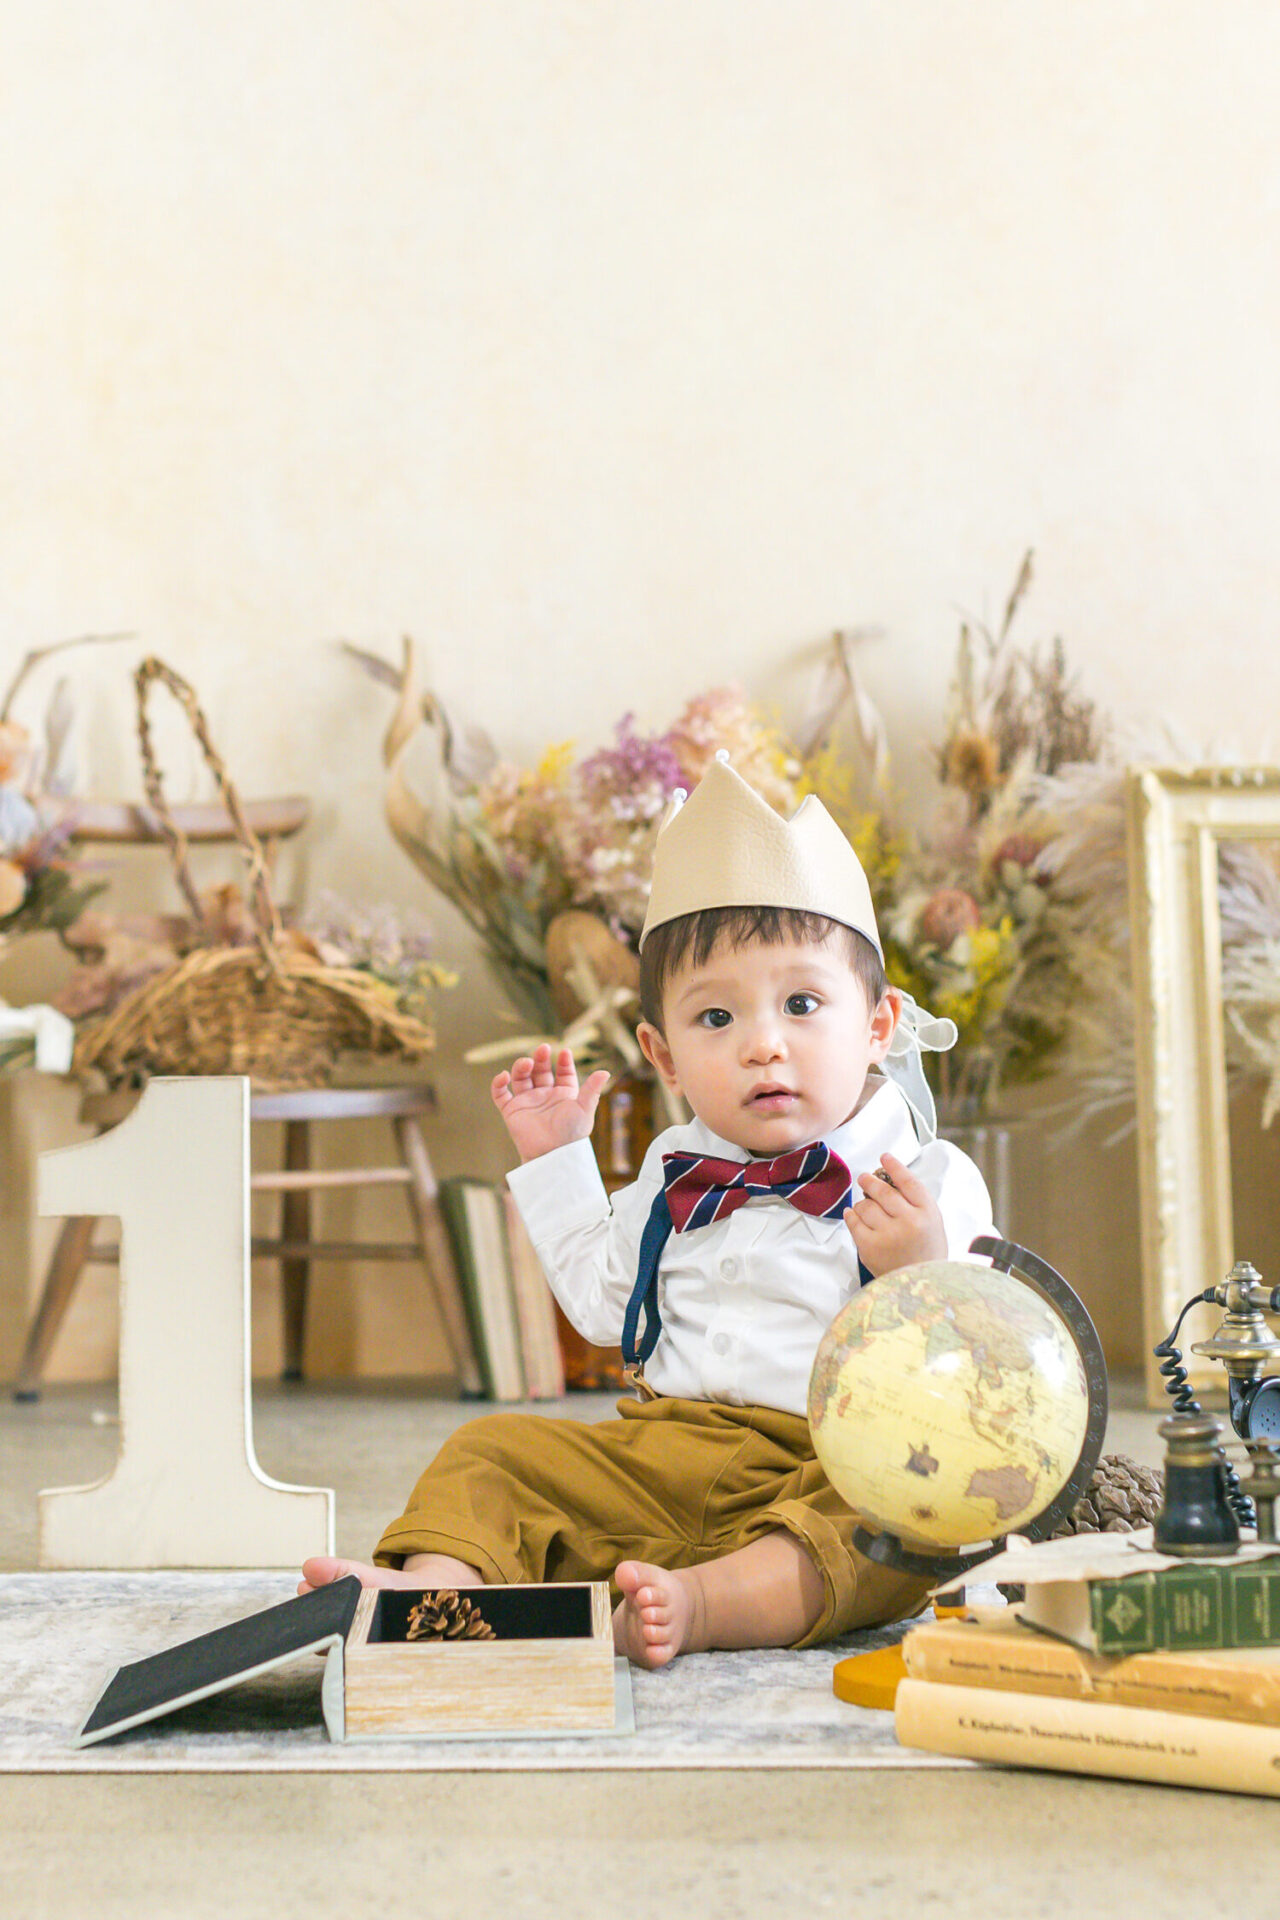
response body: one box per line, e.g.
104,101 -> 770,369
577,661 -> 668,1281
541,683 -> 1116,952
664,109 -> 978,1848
301,757 -> 994,1664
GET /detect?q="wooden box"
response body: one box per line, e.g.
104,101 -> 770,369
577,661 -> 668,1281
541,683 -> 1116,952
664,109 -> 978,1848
339,1583 -> 617,1739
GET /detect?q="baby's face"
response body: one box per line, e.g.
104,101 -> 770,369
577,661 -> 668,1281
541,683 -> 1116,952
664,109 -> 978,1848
637,934 -> 898,1156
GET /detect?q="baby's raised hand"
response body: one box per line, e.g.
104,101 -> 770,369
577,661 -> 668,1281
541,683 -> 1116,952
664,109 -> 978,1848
845,1152 -> 948,1276
491,1044 -> 611,1163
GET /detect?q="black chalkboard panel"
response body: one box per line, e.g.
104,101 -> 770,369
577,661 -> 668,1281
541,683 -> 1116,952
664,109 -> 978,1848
77,1576 -> 362,1747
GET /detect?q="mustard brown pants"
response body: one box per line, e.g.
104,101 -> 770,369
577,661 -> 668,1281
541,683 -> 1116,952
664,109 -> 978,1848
373,1395 -> 932,1648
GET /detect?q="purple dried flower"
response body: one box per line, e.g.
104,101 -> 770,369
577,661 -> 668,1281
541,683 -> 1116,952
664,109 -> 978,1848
579,716 -> 685,809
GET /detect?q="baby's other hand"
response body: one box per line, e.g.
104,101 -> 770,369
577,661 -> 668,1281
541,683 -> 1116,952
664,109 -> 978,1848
845,1152 -> 948,1276
491,1044 -> 611,1163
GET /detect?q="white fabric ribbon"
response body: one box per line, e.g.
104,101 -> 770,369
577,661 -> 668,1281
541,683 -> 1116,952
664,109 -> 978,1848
0,1002 -> 76,1073
882,991 -> 958,1145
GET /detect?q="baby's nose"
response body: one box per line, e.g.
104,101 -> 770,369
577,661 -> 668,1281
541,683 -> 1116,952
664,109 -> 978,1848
742,1021 -> 785,1062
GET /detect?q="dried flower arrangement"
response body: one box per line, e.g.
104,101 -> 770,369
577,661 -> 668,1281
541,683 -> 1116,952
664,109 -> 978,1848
0,635 -> 126,956
0,783 -> 103,951
0,654 -> 455,1086
798,554 -> 1112,1119
350,592 -> 1122,1120
350,638 -> 799,1080
808,570 -> 1280,1136
1029,758 -> 1280,1136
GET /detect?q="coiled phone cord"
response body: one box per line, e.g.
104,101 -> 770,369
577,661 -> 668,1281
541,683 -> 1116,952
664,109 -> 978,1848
1154,1289 -> 1256,1530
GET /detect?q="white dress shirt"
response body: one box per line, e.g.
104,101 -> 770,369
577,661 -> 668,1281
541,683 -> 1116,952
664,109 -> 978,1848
506,1079 -> 996,1417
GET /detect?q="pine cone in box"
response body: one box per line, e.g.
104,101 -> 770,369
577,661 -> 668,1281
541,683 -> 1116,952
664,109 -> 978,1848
997,1453 -> 1164,1600
405,1589 -> 496,1642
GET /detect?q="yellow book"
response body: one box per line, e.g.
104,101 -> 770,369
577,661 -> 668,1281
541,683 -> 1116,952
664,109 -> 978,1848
903,1606 -> 1280,1727
895,1678 -> 1280,1797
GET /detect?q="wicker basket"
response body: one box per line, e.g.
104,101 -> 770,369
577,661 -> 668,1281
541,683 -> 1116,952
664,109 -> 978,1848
73,658 -> 438,1091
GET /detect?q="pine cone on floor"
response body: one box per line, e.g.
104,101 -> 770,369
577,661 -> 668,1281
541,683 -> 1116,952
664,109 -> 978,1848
405,1589 -> 497,1642
1053,1452 -> 1164,1537
997,1453 -> 1164,1601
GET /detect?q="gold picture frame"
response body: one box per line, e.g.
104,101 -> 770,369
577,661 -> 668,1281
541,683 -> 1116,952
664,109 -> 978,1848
1127,766 -> 1280,1404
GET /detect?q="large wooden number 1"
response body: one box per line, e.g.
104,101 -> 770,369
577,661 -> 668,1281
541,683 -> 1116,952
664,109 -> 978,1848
37,1077 -> 334,1569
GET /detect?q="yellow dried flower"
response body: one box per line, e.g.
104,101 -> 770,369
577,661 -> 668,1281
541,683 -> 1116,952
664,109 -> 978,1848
942,728 -> 1002,803
534,741 -> 575,786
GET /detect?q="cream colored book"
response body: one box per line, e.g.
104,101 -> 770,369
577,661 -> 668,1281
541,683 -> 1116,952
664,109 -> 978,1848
903,1606 -> 1280,1726
501,1190 -> 565,1400
895,1679 -> 1280,1796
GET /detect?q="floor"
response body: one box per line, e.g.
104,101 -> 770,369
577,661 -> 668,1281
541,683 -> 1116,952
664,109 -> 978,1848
4,1373 -> 1280,1920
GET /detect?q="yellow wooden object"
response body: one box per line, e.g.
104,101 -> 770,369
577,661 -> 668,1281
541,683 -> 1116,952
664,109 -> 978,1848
834,1595 -> 971,1711
831,1645 -> 907,1710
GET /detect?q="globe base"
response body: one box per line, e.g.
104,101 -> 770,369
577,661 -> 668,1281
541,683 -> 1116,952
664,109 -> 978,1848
854,1523 -> 1004,1581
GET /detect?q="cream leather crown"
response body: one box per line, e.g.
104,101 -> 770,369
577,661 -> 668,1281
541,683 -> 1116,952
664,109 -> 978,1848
639,754 -> 882,952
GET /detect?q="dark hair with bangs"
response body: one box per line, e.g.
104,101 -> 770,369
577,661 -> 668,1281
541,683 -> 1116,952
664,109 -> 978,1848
638,905 -> 887,1032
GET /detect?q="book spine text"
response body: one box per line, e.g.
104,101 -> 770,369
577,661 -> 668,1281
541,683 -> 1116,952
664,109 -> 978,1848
895,1680 -> 1280,1796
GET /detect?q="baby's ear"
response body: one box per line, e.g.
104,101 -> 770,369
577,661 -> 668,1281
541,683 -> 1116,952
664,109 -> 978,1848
637,1021 -> 680,1092
868,986 -> 901,1063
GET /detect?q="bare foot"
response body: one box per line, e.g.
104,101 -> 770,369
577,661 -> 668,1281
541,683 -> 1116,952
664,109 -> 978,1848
613,1560 -> 705,1669
297,1553 -> 481,1597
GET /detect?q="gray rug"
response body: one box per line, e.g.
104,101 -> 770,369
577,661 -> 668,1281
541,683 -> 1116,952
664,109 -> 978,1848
0,1571 -> 982,1772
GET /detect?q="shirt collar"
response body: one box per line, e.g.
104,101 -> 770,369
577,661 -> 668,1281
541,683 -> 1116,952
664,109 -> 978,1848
826,1077 -> 919,1166
679,1079 -> 917,1170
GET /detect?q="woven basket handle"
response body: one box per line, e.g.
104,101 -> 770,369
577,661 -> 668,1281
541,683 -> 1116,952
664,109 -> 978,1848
134,656 -> 284,953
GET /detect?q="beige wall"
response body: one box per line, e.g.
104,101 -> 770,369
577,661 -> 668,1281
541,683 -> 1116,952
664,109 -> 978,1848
3,2 -> 1279,1381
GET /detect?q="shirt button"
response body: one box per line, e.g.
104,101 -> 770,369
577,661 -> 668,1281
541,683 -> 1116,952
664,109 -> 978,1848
712,1332 -> 731,1355
720,1257 -> 738,1279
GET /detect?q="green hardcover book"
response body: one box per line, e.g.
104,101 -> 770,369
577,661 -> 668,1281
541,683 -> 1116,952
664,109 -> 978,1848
1024,1560 -> 1280,1655
437,1179 -> 496,1401
437,1178 -> 526,1402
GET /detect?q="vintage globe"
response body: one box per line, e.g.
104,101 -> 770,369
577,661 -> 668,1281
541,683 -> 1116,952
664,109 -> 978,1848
808,1259 -> 1091,1553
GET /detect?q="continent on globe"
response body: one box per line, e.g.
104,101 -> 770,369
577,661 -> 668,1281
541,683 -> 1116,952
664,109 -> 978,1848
964,1464 -> 1038,1522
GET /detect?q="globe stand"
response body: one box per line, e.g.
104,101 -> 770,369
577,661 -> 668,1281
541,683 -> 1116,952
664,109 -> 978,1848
851,1526 -> 993,1583
831,1239 -> 1109,1710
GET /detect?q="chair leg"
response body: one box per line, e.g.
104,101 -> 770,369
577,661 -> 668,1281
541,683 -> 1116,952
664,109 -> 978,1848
12,1215 -> 99,1402
280,1119 -> 311,1382
394,1114 -> 483,1397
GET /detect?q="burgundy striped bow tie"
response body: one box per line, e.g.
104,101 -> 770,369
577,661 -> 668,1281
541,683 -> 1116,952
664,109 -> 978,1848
661,1143 -> 853,1232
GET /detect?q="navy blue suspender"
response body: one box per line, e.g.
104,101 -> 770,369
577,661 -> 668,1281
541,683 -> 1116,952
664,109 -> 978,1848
621,1189 -> 673,1373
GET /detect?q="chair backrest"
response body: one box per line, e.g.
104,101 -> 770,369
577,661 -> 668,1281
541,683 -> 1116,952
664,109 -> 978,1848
44,796 -> 309,846
41,793 -> 312,929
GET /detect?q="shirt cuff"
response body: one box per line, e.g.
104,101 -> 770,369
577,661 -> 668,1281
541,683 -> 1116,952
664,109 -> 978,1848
505,1137 -> 611,1242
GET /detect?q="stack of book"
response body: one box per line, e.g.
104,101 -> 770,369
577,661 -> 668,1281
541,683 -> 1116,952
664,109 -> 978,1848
438,1178 -> 565,1402
893,1529 -> 1280,1796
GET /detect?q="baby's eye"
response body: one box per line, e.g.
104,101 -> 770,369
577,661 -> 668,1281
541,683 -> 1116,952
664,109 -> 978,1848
697,1007 -> 733,1029
785,992 -> 821,1016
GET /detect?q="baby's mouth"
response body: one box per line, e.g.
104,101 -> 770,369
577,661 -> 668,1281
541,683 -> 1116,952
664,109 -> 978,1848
748,1085 -> 797,1109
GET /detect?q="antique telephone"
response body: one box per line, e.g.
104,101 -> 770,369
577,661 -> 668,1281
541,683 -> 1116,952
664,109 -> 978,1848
1153,1259 -> 1280,1553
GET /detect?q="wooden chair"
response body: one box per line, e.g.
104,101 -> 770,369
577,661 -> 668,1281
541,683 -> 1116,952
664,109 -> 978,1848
11,795 -> 482,1400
